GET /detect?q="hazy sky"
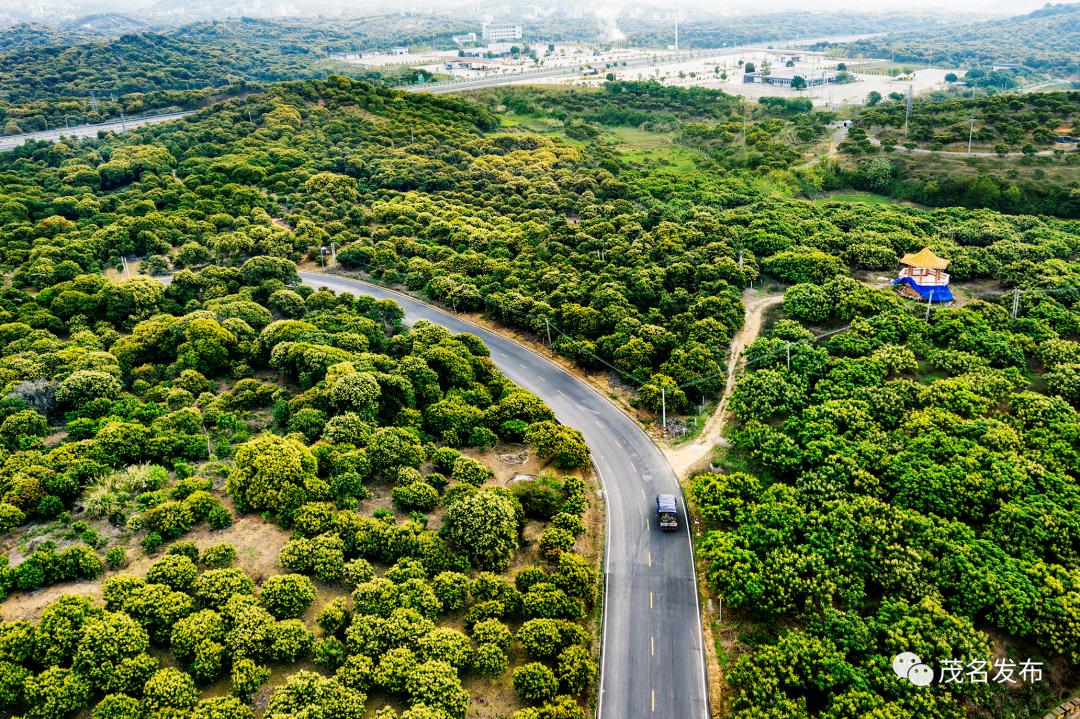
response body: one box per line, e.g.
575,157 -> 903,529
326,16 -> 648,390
0,0 -> 1062,22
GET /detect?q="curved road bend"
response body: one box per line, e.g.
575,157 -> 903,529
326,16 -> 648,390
297,271 -> 709,719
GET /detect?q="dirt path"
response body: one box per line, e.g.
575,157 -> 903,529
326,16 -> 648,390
665,288 -> 785,476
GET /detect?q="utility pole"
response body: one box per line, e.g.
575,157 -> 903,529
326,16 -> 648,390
330,242 -> 337,267
119,107 -> 127,132
673,7 -> 679,62
1011,288 -> 1021,319
786,342 -> 791,370
545,318 -> 552,347
661,387 -> 667,431
925,291 -> 933,322
967,116 -> 975,154
904,85 -> 913,138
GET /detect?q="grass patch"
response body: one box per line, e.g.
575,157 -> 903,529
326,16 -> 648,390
813,192 -> 904,205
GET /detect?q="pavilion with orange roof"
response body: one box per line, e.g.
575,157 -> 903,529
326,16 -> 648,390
893,246 -> 953,302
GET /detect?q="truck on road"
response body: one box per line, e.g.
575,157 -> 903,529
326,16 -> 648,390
656,494 -> 678,531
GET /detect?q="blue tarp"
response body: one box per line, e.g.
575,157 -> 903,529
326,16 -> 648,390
893,276 -> 953,302
656,494 -> 677,513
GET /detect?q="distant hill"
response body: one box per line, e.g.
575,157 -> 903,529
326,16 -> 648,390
0,23 -> 101,52
0,14 -> 473,131
830,3 -> 1080,71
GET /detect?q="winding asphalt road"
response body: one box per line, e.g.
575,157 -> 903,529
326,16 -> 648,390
297,271 -> 709,719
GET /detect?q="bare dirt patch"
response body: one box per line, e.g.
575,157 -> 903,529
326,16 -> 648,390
0,514 -> 290,622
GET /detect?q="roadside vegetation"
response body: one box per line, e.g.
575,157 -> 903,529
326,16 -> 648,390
0,52 -> 1077,719
0,78 -> 602,718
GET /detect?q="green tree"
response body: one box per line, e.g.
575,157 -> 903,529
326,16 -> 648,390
513,662 -> 559,705
260,574 -> 316,619
445,490 -> 520,572
227,433 -> 319,514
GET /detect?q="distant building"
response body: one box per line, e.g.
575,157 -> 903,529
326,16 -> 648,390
482,22 -> 523,42
387,47 -> 409,56
452,32 -> 478,45
894,247 -> 953,302
743,68 -> 836,87
460,44 -> 515,58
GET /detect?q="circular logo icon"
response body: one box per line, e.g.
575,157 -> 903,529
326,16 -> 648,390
892,652 -> 921,679
907,663 -> 934,686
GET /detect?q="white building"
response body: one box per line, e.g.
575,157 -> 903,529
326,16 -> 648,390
482,22 -> 523,42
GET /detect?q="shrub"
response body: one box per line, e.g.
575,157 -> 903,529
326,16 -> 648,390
267,619 -> 313,662
471,619 -> 512,652
61,544 -> 104,579
191,696 -> 254,719
0,503 -> 24,533
72,610 -> 151,693
184,491 -> 220,522
431,571 -> 470,612
374,646 -> 418,694
539,527 -> 575,561
392,482 -> 439,512
226,433 -> 318,515
200,543 -> 237,568
91,694 -> 142,719
105,546 -> 126,569
230,658 -> 270,702
472,643 -> 509,676
194,568 -> 254,610
280,538 -> 314,574
317,598 -> 351,637
314,636 -> 348,672
514,477 -> 565,520
146,554 -> 198,592
513,662 -> 559,705
524,422 -> 589,470
451,456 -> 493,487
445,490 -> 519,572
551,512 -> 585,536
143,667 -> 198,711
141,528 -> 164,550
143,500 -> 194,539
24,667 -> 91,719
518,619 -> 563,659
167,541 -> 200,562
343,558 -> 375,587
259,574 -> 316,619
557,644 -> 595,694
207,504 -> 233,529
417,627 -> 472,670
405,660 -> 470,719
429,447 -> 461,473
170,609 -> 226,666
